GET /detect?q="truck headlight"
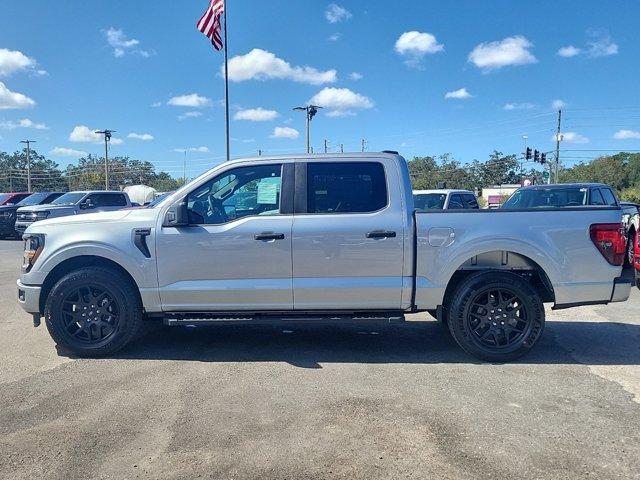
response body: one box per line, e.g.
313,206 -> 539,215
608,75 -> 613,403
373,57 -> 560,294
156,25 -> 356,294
22,234 -> 45,273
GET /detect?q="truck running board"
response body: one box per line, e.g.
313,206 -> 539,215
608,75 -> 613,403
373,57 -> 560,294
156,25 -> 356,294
163,312 -> 405,326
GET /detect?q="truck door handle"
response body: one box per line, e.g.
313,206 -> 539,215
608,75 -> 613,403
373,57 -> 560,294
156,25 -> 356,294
366,230 -> 396,239
254,232 -> 285,241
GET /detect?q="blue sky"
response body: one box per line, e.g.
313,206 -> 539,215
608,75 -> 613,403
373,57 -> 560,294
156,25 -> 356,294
1,0 -> 639,179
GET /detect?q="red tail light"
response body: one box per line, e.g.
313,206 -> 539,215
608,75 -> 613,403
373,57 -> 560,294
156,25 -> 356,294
589,223 -> 627,266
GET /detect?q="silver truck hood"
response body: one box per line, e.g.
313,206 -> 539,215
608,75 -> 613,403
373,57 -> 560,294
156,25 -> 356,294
31,208 -> 158,229
17,204 -> 75,213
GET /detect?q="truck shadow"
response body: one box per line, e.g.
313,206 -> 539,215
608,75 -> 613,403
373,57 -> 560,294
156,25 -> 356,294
85,319 -> 640,368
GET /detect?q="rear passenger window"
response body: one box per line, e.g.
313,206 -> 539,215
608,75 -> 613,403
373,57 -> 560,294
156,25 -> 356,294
90,194 -> 128,207
307,162 -> 387,214
590,189 -> 605,206
601,188 -> 617,206
448,194 -> 464,209
462,194 -> 479,209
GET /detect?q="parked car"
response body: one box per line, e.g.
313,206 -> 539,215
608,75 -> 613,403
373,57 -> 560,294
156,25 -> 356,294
15,190 -> 131,235
17,153 -> 634,362
621,202 -> 640,266
413,189 -> 479,210
0,192 -> 63,239
0,192 -> 32,206
634,225 -> 640,288
501,183 -> 619,209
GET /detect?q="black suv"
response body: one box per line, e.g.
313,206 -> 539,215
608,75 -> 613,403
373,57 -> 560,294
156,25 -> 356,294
0,192 -> 63,239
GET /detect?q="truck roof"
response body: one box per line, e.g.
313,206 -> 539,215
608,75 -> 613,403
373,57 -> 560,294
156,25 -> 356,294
520,183 -> 611,189
413,189 -> 474,195
224,151 -> 405,164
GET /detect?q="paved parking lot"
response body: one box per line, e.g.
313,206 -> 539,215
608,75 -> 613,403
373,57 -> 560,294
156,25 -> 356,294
1,239 -> 639,479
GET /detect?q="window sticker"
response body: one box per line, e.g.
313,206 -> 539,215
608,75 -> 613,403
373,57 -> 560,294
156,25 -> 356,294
257,177 -> 280,204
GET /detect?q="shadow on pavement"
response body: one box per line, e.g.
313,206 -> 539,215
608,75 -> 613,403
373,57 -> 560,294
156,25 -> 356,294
63,319 -> 640,367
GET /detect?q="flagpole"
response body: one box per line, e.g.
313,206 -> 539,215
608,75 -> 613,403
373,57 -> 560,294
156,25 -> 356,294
223,1 -> 230,162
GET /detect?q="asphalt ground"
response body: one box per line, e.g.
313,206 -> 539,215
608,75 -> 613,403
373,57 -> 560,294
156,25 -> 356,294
1,239 -> 639,479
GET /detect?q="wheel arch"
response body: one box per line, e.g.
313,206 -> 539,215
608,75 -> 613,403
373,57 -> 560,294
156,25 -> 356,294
440,250 -> 555,320
39,256 -> 141,315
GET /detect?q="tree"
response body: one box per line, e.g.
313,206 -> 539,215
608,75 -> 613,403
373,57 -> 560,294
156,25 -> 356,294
0,148 -> 67,192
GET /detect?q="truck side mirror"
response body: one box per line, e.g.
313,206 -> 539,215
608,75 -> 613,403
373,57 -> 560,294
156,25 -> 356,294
163,199 -> 189,227
79,199 -> 94,210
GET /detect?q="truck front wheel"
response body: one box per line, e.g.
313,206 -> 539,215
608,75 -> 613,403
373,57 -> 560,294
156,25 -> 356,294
44,266 -> 143,357
446,271 -> 545,362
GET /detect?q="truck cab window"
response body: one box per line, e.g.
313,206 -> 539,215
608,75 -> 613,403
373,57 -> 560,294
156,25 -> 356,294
187,164 -> 282,225
307,162 -> 387,214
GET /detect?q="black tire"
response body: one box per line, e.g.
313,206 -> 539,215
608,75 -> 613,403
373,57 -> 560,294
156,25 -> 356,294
447,271 -> 545,362
626,232 -> 635,267
44,266 -> 143,357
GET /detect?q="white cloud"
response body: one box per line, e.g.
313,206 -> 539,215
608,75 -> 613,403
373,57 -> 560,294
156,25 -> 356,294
558,131 -> 589,143
613,129 -> 640,140
328,33 -> 341,42
444,88 -> 472,100
503,102 -> 535,111
270,127 -> 299,139
395,31 -> 444,67
325,4 -> 352,23
0,118 -> 48,130
226,49 -> 337,85
326,110 -> 356,118
69,125 -> 123,145
104,27 -> 151,58
587,31 -> 618,57
309,87 -> 374,117
50,147 -> 88,158
234,107 -> 279,122
150,101 -> 162,108
174,146 -> 209,153
167,93 -> 211,108
557,45 -> 581,57
468,36 -> 537,72
0,82 -> 35,109
552,99 -> 566,110
0,48 -> 42,77
349,72 -> 363,80
178,111 -> 203,121
127,132 -> 154,141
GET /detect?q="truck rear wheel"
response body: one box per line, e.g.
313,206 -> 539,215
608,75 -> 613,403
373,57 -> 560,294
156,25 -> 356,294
446,271 -> 545,362
44,266 -> 143,357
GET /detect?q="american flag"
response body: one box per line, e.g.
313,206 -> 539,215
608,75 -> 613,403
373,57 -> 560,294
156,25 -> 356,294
197,0 -> 225,51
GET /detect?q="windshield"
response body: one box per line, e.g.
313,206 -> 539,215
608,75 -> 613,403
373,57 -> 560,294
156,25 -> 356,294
147,192 -> 173,208
16,193 -> 51,206
51,192 -> 86,206
0,194 -> 12,205
502,187 -> 589,209
414,193 -> 447,210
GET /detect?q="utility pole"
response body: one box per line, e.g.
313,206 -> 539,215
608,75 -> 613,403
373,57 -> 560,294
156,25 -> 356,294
257,149 -> 262,156
95,130 -> 115,190
340,143 -> 344,153
324,139 -> 329,153
19,140 -> 35,192
183,149 -> 187,185
361,139 -> 367,152
554,109 -> 562,184
293,105 -> 322,153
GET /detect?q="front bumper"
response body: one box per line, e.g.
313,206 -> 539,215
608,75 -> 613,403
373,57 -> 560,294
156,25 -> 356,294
17,279 -> 41,314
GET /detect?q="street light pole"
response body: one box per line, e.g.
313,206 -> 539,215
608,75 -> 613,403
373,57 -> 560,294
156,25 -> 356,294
20,140 -> 35,192
95,130 -> 115,190
293,105 -> 322,154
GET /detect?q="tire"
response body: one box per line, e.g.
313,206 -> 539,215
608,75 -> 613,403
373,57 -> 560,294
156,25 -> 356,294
626,232 -> 635,267
44,266 -> 143,357
447,271 -> 545,362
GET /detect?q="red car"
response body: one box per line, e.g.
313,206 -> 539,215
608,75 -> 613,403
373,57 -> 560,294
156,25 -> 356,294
635,229 -> 640,288
0,192 -> 32,206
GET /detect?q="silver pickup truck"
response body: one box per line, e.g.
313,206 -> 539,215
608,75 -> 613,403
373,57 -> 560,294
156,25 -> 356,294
17,152 -> 634,361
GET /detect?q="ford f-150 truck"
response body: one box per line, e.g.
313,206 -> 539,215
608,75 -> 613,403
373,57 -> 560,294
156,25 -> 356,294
17,153 -> 634,361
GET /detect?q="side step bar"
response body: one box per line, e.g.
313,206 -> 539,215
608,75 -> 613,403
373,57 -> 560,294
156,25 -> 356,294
163,311 -> 405,326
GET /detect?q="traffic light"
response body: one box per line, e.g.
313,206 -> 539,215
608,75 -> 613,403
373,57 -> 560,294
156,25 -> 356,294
540,153 -> 546,164
533,150 -> 540,163
525,147 -> 532,160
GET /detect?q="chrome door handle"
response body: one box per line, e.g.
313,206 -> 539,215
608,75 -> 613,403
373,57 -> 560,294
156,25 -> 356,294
254,232 -> 285,241
366,230 -> 396,239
